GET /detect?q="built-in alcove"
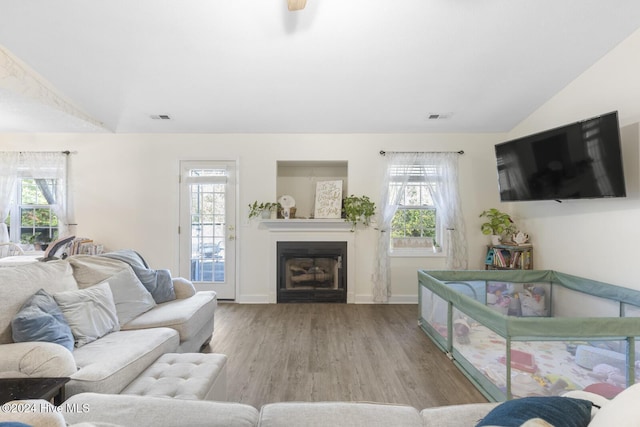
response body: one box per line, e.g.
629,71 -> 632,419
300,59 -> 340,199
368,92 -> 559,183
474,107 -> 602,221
276,161 -> 348,219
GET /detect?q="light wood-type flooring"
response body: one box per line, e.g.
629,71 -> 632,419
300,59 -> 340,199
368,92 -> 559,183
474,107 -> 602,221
204,303 -> 487,409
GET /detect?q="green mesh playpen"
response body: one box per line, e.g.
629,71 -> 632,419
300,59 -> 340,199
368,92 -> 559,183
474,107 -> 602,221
418,269 -> 640,401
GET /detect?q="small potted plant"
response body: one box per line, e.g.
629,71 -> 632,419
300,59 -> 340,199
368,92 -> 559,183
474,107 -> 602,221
432,238 -> 442,253
342,195 -> 376,230
479,208 -> 516,245
23,233 -> 52,251
248,201 -> 281,219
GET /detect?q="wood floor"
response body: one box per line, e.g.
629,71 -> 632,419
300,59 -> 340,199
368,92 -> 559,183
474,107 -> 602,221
204,303 -> 487,409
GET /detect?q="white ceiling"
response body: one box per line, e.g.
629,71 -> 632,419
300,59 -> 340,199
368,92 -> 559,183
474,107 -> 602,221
1,0 -> 640,134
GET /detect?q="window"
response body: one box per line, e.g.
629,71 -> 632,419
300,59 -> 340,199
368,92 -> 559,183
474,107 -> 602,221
5,178 -> 60,244
374,152 -> 466,301
187,168 -> 227,282
389,165 -> 440,254
0,152 -> 68,246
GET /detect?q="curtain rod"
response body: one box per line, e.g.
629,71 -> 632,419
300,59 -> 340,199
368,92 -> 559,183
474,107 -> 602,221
379,150 -> 464,156
10,151 -> 72,155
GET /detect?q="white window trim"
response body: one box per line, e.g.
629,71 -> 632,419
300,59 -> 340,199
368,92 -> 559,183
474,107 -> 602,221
390,246 -> 447,258
7,178 -> 59,243
388,183 -> 444,258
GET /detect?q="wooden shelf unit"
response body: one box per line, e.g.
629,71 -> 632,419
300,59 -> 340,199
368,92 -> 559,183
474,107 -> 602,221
485,244 -> 533,270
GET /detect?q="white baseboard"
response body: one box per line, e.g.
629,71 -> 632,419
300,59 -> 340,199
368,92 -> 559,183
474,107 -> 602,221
388,295 -> 419,304
354,294 -> 418,304
235,294 -> 418,304
236,295 -> 271,304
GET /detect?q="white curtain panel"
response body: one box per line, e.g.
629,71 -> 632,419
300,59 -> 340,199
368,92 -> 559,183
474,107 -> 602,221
372,153 -> 417,302
372,152 -> 468,302
19,152 -> 69,237
424,152 -> 468,271
0,152 -> 19,242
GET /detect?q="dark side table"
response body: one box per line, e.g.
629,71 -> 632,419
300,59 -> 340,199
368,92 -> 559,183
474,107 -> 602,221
0,377 -> 70,405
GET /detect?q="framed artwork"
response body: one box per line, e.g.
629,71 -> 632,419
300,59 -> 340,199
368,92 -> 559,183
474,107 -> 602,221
314,180 -> 343,219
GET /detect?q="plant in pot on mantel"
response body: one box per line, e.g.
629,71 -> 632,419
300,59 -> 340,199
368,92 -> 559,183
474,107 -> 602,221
248,201 -> 281,220
479,208 -> 516,245
342,195 -> 376,231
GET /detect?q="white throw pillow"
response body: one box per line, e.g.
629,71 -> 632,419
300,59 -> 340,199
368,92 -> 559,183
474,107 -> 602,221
98,267 -> 156,326
562,390 -> 610,420
68,255 -> 132,288
172,277 -> 196,299
588,382 -> 640,427
54,282 -> 120,347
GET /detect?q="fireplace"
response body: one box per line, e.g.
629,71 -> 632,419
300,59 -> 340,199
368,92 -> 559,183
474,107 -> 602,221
277,241 -> 347,303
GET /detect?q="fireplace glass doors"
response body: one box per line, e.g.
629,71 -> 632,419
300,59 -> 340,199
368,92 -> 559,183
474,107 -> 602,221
277,241 -> 347,303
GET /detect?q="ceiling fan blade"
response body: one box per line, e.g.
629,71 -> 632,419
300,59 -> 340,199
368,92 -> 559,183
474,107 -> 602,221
287,0 -> 307,11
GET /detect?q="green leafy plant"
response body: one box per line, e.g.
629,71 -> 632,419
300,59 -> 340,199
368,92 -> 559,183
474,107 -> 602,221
343,195 -> 376,229
22,232 -> 52,245
479,208 -> 516,236
248,201 -> 281,219
22,234 -> 37,244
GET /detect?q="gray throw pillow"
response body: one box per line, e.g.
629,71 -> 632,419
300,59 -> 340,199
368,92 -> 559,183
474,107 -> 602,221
54,282 -> 120,348
99,267 -> 156,326
147,268 -> 176,304
11,289 -> 74,351
101,250 -> 176,303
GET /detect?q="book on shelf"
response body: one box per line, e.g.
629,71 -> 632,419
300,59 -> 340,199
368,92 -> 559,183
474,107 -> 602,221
493,249 -> 511,267
494,250 -> 502,267
510,251 -> 521,268
69,237 -> 104,256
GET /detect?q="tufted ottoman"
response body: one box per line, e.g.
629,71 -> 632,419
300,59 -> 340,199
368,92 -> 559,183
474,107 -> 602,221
121,353 -> 227,401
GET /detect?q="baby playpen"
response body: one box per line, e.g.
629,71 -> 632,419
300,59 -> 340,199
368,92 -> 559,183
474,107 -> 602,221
418,269 -> 640,401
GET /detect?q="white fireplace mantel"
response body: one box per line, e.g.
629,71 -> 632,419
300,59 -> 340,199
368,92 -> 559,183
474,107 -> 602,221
267,227 -> 356,304
260,219 -> 353,232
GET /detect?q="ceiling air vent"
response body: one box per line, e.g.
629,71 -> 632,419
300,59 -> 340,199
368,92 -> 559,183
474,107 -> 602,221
150,114 -> 172,120
426,112 -> 453,120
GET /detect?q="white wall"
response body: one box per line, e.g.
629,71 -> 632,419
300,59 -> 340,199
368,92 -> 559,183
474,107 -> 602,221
506,28 -> 640,289
0,132 -> 501,303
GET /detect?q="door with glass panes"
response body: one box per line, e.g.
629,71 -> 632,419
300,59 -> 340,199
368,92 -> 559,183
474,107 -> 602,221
179,161 -> 236,300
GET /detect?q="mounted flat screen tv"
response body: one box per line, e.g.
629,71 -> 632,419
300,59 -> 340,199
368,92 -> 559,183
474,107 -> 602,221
495,111 -> 626,202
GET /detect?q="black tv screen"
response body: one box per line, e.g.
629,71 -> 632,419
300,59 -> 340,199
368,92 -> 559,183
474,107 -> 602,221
495,112 -> 626,202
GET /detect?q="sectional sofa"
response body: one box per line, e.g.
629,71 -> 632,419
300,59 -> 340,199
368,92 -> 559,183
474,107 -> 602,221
0,394 -> 499,427
0,253 -> 217,397
3,386 -> 637,427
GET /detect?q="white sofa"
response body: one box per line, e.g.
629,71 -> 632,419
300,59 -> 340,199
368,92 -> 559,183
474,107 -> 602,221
0,256 -> 217,397
0,395 -> 496,427
0,395 -> 604,427
4,386 -> 634,427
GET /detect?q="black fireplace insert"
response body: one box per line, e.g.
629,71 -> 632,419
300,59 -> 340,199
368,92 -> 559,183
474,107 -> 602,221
277,241 -> 347,303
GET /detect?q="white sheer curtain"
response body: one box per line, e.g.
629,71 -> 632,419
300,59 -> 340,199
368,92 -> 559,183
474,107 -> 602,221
19,152 -> 69,237
0,152 -> 20,242
372,152 -> 468,302
372,153 -> 418,302
423,152 -> 468,271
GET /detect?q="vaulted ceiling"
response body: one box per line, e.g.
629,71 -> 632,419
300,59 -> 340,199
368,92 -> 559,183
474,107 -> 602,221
1,1 -> 640,133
